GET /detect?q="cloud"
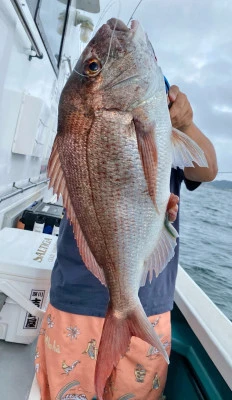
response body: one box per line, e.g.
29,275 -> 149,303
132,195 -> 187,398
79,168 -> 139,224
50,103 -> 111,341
93,0 -> 232,175
213,105 -> 232,114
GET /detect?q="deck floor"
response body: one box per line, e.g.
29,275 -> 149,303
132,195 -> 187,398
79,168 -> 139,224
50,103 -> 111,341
0,339 -> 36,399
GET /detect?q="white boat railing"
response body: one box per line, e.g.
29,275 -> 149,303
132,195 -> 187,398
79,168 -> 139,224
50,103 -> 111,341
175,265 -> 232,391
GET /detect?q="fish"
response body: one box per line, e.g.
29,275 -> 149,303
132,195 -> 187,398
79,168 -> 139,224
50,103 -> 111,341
48,18 -> 208,399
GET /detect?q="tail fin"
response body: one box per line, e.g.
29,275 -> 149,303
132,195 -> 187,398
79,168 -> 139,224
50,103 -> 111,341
95,302 -> 169,400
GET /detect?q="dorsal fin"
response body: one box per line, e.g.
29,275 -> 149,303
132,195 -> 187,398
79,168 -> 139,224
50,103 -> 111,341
48,140 -> 106,286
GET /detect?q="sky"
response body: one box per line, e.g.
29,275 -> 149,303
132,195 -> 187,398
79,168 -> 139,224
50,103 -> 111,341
87,0 -> 232,180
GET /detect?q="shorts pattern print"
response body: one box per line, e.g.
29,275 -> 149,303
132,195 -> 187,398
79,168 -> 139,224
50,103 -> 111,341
35,303 -> 171,400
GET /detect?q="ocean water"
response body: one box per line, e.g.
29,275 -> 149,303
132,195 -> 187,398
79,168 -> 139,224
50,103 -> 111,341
179,183 -> 232,321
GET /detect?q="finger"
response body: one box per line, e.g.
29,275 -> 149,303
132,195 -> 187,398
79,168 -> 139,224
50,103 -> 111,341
168,205 -> 178,222
167,195 -> 179,209
168,213 -> 176,222
168,85 -> 179,102
169,94 -> 186,121
171,104 -> 193,130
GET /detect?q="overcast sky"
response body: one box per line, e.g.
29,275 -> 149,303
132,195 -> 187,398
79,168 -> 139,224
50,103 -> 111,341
88,0 -> 232,180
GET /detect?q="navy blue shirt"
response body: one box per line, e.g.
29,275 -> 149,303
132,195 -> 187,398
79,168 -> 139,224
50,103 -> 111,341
50,168 -> 200,317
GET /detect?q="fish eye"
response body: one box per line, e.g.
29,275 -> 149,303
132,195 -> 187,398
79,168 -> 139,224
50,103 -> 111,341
84,59 -> 102,76
89,61 -> 99,71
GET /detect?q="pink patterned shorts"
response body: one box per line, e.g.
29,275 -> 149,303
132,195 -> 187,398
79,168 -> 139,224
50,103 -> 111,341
35,303 -> 171,400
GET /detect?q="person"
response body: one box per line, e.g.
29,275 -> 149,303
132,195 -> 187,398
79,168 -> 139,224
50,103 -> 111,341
35,84 -> 218,400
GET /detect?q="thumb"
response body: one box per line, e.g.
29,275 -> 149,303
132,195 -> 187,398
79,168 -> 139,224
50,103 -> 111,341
168,85 -> 179,102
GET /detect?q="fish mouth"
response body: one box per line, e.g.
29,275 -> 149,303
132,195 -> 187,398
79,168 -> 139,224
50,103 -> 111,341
106,18 -> 130,32
102,19 -> 148,91
130,20 -> 140,32
106,18 -> 142,36
107,18 -> 147,47
130,19 -> 147,44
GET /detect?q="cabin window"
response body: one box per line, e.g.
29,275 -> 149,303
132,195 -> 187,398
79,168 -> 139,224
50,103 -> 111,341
26,0 -> 70,74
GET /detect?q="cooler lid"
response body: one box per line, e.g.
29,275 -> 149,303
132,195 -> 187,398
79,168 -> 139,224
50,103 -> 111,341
0,228 -> 57,279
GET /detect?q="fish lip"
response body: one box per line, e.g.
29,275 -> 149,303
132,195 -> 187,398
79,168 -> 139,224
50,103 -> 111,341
104,19 -> 144,50
106,18 -> 140,34
106,18 -> 130,32
130,19 -> 140,32
130,19 -> 147,44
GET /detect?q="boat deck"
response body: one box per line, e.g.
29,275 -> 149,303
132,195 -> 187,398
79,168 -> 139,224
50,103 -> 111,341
0,339 -> 36,399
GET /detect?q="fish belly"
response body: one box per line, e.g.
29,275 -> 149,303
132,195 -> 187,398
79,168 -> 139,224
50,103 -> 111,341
85,110 -> 168,305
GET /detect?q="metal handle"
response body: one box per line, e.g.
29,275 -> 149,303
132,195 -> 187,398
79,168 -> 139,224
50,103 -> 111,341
0,178 -> 49,203
63,55 -> 72,75
10,0 -> 43,59
0,280 -> 45,318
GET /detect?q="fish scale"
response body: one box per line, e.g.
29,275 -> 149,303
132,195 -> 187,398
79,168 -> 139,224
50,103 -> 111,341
58,120 -> 110,267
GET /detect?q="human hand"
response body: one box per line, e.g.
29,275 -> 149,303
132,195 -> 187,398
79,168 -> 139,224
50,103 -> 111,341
167,193 -> 179,222
168,203 -> 178,222
168,85 -> 193,132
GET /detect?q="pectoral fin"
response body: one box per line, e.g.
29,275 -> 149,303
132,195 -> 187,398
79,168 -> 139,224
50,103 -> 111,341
171,127 -> 208,169
134,119 -> 158,212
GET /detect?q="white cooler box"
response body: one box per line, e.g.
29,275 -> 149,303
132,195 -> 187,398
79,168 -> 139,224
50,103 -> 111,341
0,228 -> 57,344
